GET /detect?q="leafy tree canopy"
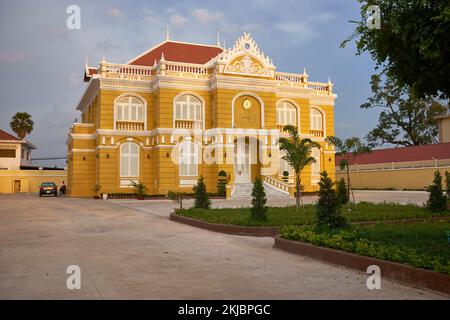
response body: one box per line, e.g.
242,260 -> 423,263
342,0 -> 450,99
361,75 -> 448,146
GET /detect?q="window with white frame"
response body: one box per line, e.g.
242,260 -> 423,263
310,108 -> 323,130
179,141 -> 199,176
276,101 -> 297,126
174,95 -> 202,128
120,142 -> 139,182
311,147 -> 321,180
116,96 -> 144,122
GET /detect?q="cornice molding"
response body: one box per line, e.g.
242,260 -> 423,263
77,80 -> 99,113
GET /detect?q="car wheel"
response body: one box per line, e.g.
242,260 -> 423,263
54,193 -> 58,197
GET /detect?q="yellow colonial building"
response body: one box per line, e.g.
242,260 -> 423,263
66,33 -> 337,198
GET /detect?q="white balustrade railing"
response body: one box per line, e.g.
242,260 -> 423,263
307,81 -> 329,92
174,119 -> 202,129
98,61 -> 332,93
263,175 -> 291,193
309,129 -> 324,137
102,63 -> 154,81
275,72 -> 304,83
164,61 -> 210,79
116,121 -> 145,131
336,159 -> 450,173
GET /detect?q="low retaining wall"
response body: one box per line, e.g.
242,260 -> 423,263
274,236 -> 450,295
170,213 -> 279,237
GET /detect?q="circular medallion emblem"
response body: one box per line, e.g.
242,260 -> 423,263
243,99 -> 252,110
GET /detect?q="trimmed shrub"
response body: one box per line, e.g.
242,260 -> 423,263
316,171 -> 347,229
251,177 -> 268,220
282,171 -> 289,183
217,170 -> 227,197
427,170 -> 447,213
193,176 -> 211,209
336,178 -> 350,205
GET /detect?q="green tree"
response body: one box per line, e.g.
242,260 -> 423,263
316,171 -> 347,229
167,191 -> 188,210
193,176 -> 211,209
427,170 -> 447,213
279,125 -> 321,212
325,136 -> 371,203
336,177 -> 350,205
342,0 -> 450,99
251,176 -> 268,221
361,75 -> 448,146
10,112 -> 34,139
217,170 -> 227,197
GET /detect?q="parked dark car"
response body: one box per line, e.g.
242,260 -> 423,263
39,182 -> 58,197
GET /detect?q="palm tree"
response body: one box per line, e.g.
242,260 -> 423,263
325,136 -> 371,203
279,125 -> 321,212
10,112 -> 34,139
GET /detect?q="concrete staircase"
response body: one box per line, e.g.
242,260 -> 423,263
231,183 -> 290,198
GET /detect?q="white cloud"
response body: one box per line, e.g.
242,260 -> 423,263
274,12 -> 336,44
0,52 -> 26,64
312,13 -> 336,23
106,8 -> 125,18
170,14 -> 187,27
191,8 -> 223,25
241,24 -> 265,33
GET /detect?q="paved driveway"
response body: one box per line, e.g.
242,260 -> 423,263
0,193 -> 445,299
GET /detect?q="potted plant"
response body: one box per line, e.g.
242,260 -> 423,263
282,171 -> 289,183
132,181 -> 147,200
92,184 -> 102,199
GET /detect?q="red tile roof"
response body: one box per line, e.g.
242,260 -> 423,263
128,40 -> 223,66
0,129 -> 19,141
336,143 -> 450,165
84,67 -> 98,82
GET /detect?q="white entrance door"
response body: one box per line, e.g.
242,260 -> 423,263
234,138 -> 251,183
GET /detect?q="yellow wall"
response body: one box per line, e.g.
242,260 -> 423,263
438,117 -> 450,143
0,170 -> 67,193
336,167 -> 450,190
68,83 -> 335,197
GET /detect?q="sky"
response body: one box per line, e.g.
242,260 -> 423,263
0,0 -> 379,167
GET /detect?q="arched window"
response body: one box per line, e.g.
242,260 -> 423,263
174,95 -> 203,129
120,142 -> 139,186
310,108 -> 323,131
179,140 -> 199,176
115,96 -> 145,130
311,147 -> 321,183
276,101 -> 297,126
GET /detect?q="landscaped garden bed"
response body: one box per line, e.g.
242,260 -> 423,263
280,221 -> 450,275
176,202 -> 450,227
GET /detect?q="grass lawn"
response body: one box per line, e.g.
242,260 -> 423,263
281,221 -> 450,274
177,201 -> 450,227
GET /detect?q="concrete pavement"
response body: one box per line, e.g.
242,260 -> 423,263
0,192 -> 445,299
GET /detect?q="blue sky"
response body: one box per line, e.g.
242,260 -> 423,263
0,0 -> 378,167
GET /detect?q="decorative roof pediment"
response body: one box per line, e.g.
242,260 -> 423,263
212,33 -> 276,78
